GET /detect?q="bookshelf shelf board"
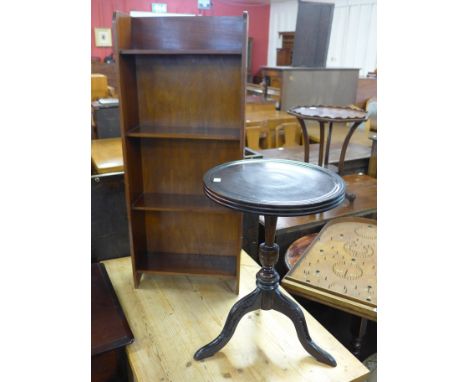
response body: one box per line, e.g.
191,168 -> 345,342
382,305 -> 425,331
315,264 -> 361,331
120,49 -> 241,55
127,125 -> 241,141
138,252 -> 237,278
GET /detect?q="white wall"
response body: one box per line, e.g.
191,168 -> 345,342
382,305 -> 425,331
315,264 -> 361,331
268,0 -> 377,76
268,0 -> 298,66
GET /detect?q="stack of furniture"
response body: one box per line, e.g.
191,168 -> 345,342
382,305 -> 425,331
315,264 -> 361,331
114,12 -> 248,291
91,73 -> 120,139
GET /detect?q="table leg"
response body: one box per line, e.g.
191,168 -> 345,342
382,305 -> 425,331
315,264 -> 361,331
350,318 -> 368,359
194,215 -> 337,366
324,122 -> 333,167
340,121 -> 362,202
297,118 -> 310,163
193,288 -> 262,360
339,121 -> 361,175
318,121 -> 325,167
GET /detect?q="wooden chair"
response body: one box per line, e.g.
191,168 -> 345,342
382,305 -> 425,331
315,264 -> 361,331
245,122 -> 268,150
275,122 -> 302,147
91,73 -> 116,101
265,118 -> 296,148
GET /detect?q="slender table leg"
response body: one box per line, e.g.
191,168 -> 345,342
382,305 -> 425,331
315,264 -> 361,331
193,288 -> 262,360
324,122 -> 333,167
340,121 -> 362,202
297,118 -> 310,163
318,121 -> 325,167
194,215 -> 337,366
350,318 -> 368,359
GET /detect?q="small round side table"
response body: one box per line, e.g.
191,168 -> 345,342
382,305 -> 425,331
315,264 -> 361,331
193,159 -> 346,367
287,105 -> 368,175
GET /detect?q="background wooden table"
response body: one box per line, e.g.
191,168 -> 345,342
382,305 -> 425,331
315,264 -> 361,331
259,142 -> 371,175
257,174 -> 377,277
103,251 -> 369,382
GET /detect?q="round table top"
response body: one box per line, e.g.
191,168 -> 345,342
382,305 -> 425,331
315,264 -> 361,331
203,159 -> 346,216
287,105 -> 367,123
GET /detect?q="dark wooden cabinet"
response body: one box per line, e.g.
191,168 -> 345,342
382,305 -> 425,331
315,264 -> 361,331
113,12 -> 247,292
276,32 -> 295,66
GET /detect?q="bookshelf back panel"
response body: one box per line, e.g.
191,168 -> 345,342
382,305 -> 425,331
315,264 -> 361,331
144,211 -> 242,256
131,16 -> 244,51
135,55 -> 242,129
140,139 -> 241,195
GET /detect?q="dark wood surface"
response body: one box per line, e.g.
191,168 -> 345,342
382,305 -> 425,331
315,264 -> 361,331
288,105 -> 367,123
272,174 -> 376,233
92,263 -> 133,382
129,16 -> 244,52
276,32 -> 295,66
259,142 -> 371,175
92,263 -> 133,355
114,12 -> 247,291
197,159 -> 344,366
203,159 -> 346,216
277,48 -> 293,66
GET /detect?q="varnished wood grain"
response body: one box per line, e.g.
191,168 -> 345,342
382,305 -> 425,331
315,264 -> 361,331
92,263 -> 134,382
131,16 -> 244,52
263,174 -> 377,233
103,253 -> 369,382
114,12 -> 142,287
143,210 -> 241,256
114,13 -> 247,291
259,142 -> 371,175
136,55 -> 241,129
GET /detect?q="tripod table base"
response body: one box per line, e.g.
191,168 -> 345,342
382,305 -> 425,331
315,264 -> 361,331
194,272 -> 337,367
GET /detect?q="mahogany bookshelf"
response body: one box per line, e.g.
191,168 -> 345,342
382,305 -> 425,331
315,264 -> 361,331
113,12 -> 248,292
